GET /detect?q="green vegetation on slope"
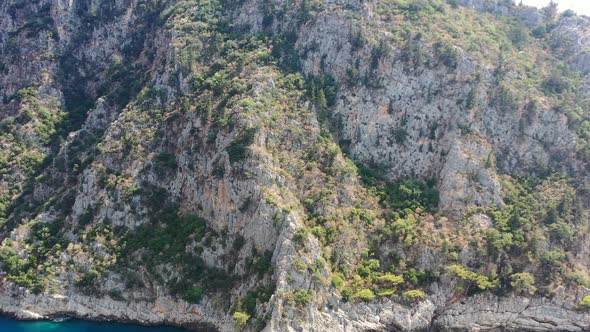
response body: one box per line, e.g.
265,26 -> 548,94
0,1 -> 588,326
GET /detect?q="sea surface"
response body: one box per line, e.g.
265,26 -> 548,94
0,316 -> 189,331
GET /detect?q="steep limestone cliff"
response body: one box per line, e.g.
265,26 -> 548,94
0,0 -> 589,331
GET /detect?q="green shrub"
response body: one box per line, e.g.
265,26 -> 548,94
183,287 -> 204,303
155,152 -> 177,169
233,311 -> 250,331
371,40 -> 391,69
356,172 -> 441,217
446,264 -> 498,291
108,289 -> 125,300
76,269 -> 99,288
566,273 -> 590,288
307,74 -> 337,118
510,273 -> 537,295
253,250 -> 273,276
227,127 -> 257,163
352,289 -> 376,302
350,27 -> 367,51
356,259 -> 380,278
579,296 -> 590,309
79,209 -> 94,226
377,289 -> 395,297
434,40 -> 458,69
543,75 -> 572,95
540,250 -> 565,268
402,289 -> 427,302
562,9 -> 576,18
508,23 -> 529,49
485,228 -> 514,256
341,287 -> 353,302
331,275 -> 344,289
389,215 -> 419,247
531,25 -> 547,38
548,221 -> 574,242
293,227 -> 309,244
376,273 -> 404,287
125,213 -> 207,262
243,284 -> 275,316
291,289 -> 314,306
244,291 -> 259,316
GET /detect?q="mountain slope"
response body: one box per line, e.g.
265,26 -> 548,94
0,0 -> 589,331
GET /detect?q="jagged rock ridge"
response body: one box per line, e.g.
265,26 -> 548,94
0,0 -> 589,331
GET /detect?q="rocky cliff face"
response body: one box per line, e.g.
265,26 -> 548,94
0,0 -> 589,331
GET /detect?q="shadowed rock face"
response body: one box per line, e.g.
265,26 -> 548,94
0,0 -> 589,331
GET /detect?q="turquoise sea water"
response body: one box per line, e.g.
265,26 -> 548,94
0,316 -> 189,331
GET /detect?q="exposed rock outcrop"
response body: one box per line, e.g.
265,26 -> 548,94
0,0 -> 589,331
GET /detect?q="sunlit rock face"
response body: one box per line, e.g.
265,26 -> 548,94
0,0 -> 589,331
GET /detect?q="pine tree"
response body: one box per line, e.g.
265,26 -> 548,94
299,0 -> 312,23
543,0 -> 558,21
317,88 -> 328,118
